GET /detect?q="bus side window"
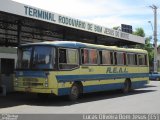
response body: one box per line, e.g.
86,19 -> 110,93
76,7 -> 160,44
59,48 -> 78,70
127,53 -> 137,66
81,48 -> 90,64
81,48 -> 98,65
115,52 -> 126,65
90,49 -> 98,64
138,54 -> 147,66
99,50 -> 113,65
84,49 -> 89,64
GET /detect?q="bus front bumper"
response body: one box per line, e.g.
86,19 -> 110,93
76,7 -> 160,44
14,87 -> 58,95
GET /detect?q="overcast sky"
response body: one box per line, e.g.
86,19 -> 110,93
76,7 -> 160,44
13,0 -> 160,43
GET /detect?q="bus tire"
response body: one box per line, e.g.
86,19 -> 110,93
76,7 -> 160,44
69,83 -> 80,101
122,79 -> 131,94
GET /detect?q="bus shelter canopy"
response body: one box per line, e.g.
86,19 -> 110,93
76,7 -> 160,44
0,0 -> 145,47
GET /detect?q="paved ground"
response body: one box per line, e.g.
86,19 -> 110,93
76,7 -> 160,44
0,81 -> 160,114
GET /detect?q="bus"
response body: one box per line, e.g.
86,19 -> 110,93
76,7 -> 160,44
14,41 -> 149,100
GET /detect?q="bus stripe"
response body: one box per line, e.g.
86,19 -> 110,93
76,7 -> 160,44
58,80 -> 148,95
56,73 -> 149,82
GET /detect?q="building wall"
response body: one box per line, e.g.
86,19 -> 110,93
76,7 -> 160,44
0,53 -> 17,68
0,47 -> 17,93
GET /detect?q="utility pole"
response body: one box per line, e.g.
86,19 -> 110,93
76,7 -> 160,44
149,5 -> 158,73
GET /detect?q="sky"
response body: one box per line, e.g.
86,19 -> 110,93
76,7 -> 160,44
13,0 -> 160,44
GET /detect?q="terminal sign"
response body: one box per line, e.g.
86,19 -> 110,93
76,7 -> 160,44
24,5 -> 132,41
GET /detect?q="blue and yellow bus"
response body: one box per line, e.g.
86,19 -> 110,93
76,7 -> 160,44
14,41 -> 149,100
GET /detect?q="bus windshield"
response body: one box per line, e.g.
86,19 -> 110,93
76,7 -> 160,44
17,46 -> 54,70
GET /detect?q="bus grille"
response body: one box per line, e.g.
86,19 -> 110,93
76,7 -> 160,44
23,78 -> 39,82
22,78 -> 43,87
23,82 -> 43,86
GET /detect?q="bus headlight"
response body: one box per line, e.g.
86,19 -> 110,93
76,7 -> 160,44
44,78 -> 48,87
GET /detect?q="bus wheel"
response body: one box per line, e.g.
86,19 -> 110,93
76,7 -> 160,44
122,79 -> 131,94
69,83 -> 80,101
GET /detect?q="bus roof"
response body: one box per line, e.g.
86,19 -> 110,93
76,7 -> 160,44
20,41 -> 148,54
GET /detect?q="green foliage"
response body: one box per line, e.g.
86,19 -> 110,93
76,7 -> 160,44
144,38 -> 154,66
133,28 -> 145,37
113,26 -> 120,30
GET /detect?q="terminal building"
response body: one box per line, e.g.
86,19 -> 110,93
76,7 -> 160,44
0,0 -> 145,95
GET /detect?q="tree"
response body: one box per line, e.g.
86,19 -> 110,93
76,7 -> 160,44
133,28 -> 145,37
113,26 -> 120,30
144,37 -> 154,66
